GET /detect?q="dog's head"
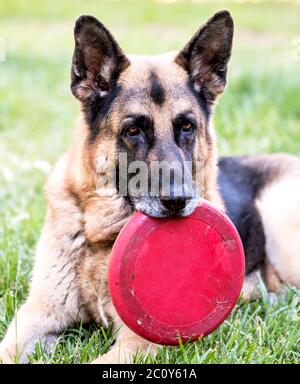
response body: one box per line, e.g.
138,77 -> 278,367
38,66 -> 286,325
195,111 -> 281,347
71,11 -> 233,217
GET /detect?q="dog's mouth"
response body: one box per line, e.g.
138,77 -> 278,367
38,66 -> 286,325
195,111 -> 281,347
128,195 -> 198,218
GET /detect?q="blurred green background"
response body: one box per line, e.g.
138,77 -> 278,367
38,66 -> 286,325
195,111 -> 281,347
0,0 -> 299,363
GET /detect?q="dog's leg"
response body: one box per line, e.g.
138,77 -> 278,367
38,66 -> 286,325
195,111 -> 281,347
241,262 -> 285,303
0,226 -> 88,363
0,272 -> 87,364
241,270 -> 262,301
0,298 -> 70,363
264,259 -> 283,293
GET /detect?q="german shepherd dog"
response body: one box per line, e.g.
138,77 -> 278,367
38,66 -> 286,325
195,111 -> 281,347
1,11 -> 300,364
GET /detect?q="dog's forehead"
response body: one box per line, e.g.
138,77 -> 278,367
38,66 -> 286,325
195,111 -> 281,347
116,53 -> 198,116
121,54 -> 186,93
124,52 -> 187,82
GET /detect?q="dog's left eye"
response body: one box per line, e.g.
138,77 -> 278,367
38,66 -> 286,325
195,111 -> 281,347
178,119 -> 196,134
181,122 -> 193,132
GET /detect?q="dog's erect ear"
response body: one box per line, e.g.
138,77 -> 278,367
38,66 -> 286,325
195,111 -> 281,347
71,15 -> 130,102
175,10 -> 233,104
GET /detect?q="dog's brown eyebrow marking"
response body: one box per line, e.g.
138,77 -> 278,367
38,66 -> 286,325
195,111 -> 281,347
149,71 -> 166,106
123,113 -> 151,122
175,109 -> 196,119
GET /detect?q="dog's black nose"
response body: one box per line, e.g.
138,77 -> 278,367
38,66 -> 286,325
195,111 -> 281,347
160,196 -> 190,213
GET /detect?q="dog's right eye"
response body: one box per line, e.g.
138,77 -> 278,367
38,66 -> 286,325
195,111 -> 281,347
121,114 -> 153,142
125,126 -> 141,136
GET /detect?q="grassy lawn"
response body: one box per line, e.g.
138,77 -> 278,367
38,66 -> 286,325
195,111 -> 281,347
0,0 -> 299,364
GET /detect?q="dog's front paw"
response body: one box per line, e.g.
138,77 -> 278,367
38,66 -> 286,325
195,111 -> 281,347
91,347 -> 133,364
91,342 -> 158,364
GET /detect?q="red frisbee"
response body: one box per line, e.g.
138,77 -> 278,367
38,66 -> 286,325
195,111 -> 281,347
108,200 -> 245,345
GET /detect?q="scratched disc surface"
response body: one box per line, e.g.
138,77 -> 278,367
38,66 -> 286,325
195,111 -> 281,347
108,200 -> 245,345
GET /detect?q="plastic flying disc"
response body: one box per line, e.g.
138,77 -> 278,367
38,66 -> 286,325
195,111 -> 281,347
108,200 -> 245,345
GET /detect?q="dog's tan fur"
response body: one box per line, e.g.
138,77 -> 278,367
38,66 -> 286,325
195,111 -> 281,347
256,154 -> 300,288
1,12 -> 299,364
238,154 -> 300,300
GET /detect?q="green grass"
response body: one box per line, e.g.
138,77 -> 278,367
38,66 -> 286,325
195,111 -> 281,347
0,0 -> 299,364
